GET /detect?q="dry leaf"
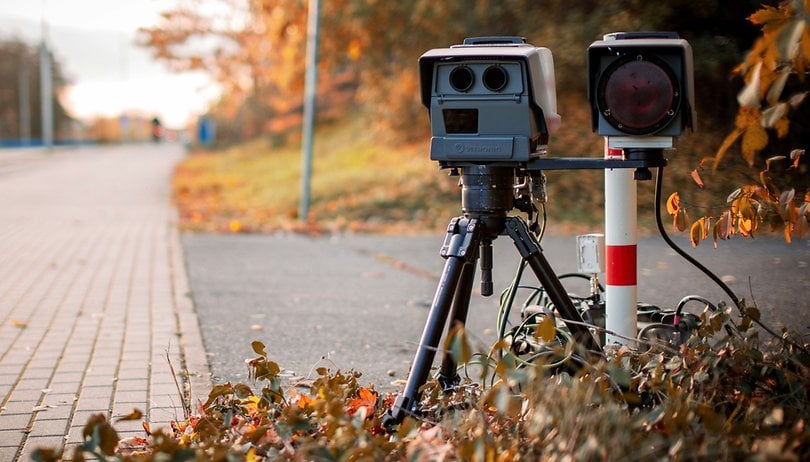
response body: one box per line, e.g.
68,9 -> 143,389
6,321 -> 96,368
690,218 -> 708,248
535,315 -> 557,343
690,169 -> 704,189
115,409 -> 143,422
666,192 -> 680,216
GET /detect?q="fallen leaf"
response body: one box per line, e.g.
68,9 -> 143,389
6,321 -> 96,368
115,409 -> 143,422
347,387 -> 377,416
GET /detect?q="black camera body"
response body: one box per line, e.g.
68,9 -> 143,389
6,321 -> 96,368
587,32 -> 695,149
419,37 -> 561,166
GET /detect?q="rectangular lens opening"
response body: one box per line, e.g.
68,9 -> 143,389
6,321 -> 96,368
443,109 -> 478,134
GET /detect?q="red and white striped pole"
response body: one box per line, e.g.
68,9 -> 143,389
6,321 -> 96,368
604,142 -> 637,345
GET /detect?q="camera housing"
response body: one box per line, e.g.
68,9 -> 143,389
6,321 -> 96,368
419,37 -> 561,166
587,32 -> 695,149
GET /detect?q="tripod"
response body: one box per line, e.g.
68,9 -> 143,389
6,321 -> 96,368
383,165 -> 603,426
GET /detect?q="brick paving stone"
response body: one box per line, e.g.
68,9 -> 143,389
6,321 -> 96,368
32,405 -> 73,421
0,429 -> 25,448
14,378 -> 50,391
115,390 -> 149,405
0,413 -> 31,430
0,447 -> 19,460
20,435 -> 68,461
41,393 -> 79,406
28,419 -> 69,437
1,401 -> 39,415
0,145 -> 212,460
117,380 -> 150,392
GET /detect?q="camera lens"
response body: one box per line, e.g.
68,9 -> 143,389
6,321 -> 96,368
449,66 -> 475,92
483,65 -> 509,92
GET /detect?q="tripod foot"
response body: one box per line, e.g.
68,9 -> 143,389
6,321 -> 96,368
381,395 -> 418,429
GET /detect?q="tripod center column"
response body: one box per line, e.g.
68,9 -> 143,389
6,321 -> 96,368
460,165 -> 514,217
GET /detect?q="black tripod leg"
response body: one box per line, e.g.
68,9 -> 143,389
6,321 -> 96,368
438,258 -> 476,390
384,218 -> 480,427
505,217 -> 602,355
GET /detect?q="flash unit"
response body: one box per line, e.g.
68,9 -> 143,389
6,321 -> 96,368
588,32 -> 695,150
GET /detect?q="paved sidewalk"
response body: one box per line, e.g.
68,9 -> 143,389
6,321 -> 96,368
0,145 -> 211,460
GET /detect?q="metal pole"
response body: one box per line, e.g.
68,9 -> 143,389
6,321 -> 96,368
19,65 -> 31,146
604,141 -> 638,344
39,40 -> 54,149
298,0 -> 320,222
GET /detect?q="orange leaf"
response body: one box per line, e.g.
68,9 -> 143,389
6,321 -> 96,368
534,315 -> 557,343
714,127 -> 744,171
690,217 -> 708,248
739,217 -> 754,236
114,409 -> 143,422
690,169 -> 704,189
749,5 -> 789,26
297,393 -> 314,410
347,387 -> 377,416
666,192 -> 680,216
741,125 -> 769,166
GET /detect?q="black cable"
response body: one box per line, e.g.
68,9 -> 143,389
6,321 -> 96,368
654,166 -> 743,312
498,261 -> 527,342
654,167 -> 809,355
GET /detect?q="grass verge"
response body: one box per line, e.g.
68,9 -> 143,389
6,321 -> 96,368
174,119 -> 462,235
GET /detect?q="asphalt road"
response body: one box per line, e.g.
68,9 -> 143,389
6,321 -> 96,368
183,231 -> 810,390
3,146 -> 806,392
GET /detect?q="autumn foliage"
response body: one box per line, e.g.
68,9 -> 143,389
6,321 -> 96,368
670,1 -> 810,247
35,306 -> 810,461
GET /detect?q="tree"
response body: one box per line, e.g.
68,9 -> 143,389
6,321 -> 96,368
139,0 -> 763,145
0,38 -> 73,145
669,0 -> 810,246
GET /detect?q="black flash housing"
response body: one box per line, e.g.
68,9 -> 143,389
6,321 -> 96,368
587,32 -> 695,149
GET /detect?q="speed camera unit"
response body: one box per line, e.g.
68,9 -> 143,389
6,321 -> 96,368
587,32 -> 695,149
419,37 -> 561,165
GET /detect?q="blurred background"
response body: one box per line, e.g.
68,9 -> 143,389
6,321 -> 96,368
2,0 -> 803,232
0,0 -> 767,147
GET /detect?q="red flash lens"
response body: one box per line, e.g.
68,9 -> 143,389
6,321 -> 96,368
597,56 -> 680,135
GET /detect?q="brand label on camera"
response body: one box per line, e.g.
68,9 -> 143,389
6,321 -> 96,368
436,137 -> 515,160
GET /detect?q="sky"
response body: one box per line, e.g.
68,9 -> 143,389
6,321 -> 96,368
0,0 -> 221,129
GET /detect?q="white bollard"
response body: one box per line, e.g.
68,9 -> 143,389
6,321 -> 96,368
604,144 -> 637,345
